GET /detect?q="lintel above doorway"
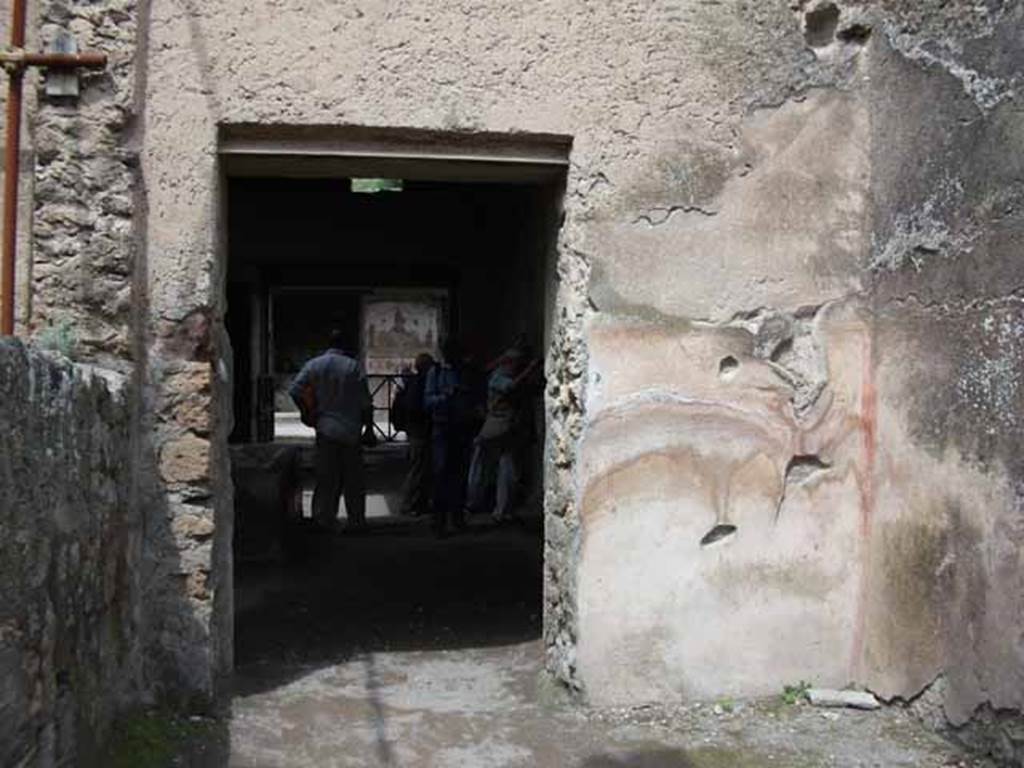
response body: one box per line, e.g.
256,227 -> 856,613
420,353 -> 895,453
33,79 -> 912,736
218,124 -> 572,184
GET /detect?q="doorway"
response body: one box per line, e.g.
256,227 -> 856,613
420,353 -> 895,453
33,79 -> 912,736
221,135 -> 568,686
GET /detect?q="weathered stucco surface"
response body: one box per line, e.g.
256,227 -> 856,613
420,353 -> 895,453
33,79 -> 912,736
578,304 -> 869,701
0,340 -> 142,766
3,0 -> 1024,764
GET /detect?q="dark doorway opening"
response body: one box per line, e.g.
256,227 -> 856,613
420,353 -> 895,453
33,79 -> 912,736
224,159 -> 565,687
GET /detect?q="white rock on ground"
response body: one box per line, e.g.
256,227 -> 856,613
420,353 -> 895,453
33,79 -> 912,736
807,689 -> 882,710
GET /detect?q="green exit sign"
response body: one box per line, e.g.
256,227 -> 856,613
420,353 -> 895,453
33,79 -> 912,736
350,178 -> 403,194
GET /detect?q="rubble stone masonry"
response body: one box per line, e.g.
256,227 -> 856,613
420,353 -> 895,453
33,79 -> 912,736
0,340 -> 142,766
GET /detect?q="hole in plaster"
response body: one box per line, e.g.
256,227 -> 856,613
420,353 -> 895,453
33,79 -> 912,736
769,337 -> 793,363
837,23 -> 872,44
719,356 -> 740,380
784,454 -> 831,485
804,3 -> 840,47
700,524 -> 737,547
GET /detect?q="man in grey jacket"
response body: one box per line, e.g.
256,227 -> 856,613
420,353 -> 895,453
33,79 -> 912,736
290,329 -> 375,532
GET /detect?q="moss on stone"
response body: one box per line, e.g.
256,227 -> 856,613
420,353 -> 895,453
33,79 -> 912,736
104,711 -> 219,768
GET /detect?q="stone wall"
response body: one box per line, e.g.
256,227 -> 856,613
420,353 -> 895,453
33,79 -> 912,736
5,0 -> 234,708
138,0 -> 1021,715
27,0 -> 143,368
141,0 -> 1021,753
0,340 -> 142,767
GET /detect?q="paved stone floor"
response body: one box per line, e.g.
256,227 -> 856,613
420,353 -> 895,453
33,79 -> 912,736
220,639 -> 983,768
173,451 -> 984,767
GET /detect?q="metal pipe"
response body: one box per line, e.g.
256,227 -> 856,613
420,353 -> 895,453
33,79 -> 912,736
9,0 -> 25,49
1,0 -> 106,336
27,51 -> 107,68
1,51 -> 108,69
2,0 -> 27,336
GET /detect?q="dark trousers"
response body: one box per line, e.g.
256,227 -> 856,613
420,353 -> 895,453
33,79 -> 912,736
313,435 -> 366,527
400,434 -> 431,515
431,427 -> 472,531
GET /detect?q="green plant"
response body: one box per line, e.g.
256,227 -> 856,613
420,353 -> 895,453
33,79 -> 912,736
104,711 -> 219,768
781,680 -> 812,706
105,713 -> 178,768
716,698 -> 735,713
36,317 -> 77,359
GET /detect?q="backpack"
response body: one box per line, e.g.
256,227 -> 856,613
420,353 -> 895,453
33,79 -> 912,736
392,372 -> 429,434
450,368 -> 485,429
390,382 -> 411,433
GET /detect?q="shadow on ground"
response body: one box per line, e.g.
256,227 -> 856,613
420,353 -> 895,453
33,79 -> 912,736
233,509 -> 543,697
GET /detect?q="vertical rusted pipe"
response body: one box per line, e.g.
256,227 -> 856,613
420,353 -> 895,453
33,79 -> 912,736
9,0 -> 26,50
2,0 -> 27,336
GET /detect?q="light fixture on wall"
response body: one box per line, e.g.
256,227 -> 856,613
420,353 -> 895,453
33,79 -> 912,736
351,178 -> 403,194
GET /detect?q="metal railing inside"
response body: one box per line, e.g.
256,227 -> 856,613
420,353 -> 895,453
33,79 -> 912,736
368,373 -> 408,444
267,373 -> 410,444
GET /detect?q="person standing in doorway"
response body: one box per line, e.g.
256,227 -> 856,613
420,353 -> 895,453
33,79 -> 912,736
396,352 -> 435,517
466,346 -> 541,522
425,338 -> 483,537
289,329 -> 375,533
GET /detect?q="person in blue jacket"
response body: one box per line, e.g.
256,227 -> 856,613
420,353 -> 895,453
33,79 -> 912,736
424,337 -> 484,536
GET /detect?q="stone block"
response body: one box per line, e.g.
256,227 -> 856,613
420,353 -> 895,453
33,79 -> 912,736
172,396 -> 211,435
807,689 -> 881,710
186,570 -> 210,601
171,513 -> 215,541
159,434 -> 211,484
